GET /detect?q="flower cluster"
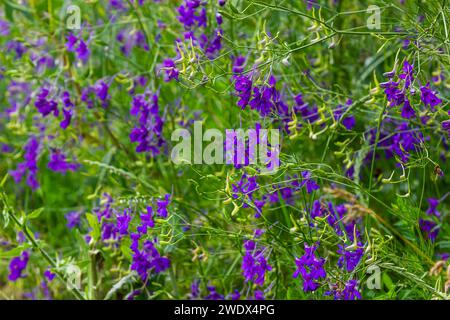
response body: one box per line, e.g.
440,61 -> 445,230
129,91 -> 165,155
10,137 -> 40,190
66,32 -> 90,63
293,243 -> 326,292
241,240 -> 272,286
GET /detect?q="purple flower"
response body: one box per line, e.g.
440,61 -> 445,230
66,33 -> 78,52
400,98 -> 415,119
6,40 -> 27,59
231,290 -> 241,300
66,32 -> 90,63
204,285 -> 224,300
398,61 -> 414,88
75,39 -> 90,63
47,150 -> 80,174
201,29 -> 223,58
9,136 -> 40,190
44,269 -> 56,282
327,280 -> 361,300
388,122 -> 423,164
160,58 -> 179,82
8,251 -> 29,281
60,91 -> 74,129
0,19 -> 10,36
443,119 -> 450,136
337,243 -> 364,272
420,83 -> 442,110
253,290 -> 265,300
305,0 -> 318,10
380,80 -> 404,107
300,171 -> 320,194
341,280 -> 361,300
101,222 -> 118,241
190,280 -> 201,299
156,194 -> 171,218
129,92 -> 165,155
293,243 -> 326,292
177,2 -> 199,29
232,55 -> 246,75
216,13 -> 223,25
420,218 -> 439,242
196,7 -> 207,28
65,211 -> 82,229
234,75 -> 253,109
117,209 -> 132,236
34,88 -> 59,117
426,198 -> 441,217
241,240 -> 272,286
137,206 -> 155,234
130,239 -> 170,281
334,104 -> 355,130
95,80 -> 110,107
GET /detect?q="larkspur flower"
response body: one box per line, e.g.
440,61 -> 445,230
44,269 -> 56,282
204,285 -> 224,300
6,40 -> 27,59
253,290 -> 264,300
94,80 -> 110,108
65,32 -> 90,63
341,280 -> 361,300
156,194 -> 171,218
60,91 -> 74,129
232,174 -> 259,206
9,136 -> 40,190
8,251 -> 29,281
189,280 -> 200,299
400,98 -> 415,119
294,93 -> 319,124
426,198 -> 441,218
129,91 -> 165,155
398,60 -> 414,89
300,170 -> 320,194
0,19 -> 10,36
47,150 -> 80,174
334,103 -> 356,130
234,75 -> 253,109
231,290 -> 241,300
389,122 -> 423,164
66,33 -> 78,52
293,243 -> 326,292
420,83 -> 442,110
241,240 -> 272,286
337,243 -> 364,272
232,55 -> 246,75
75,39 -> 89,63
443,118 -> 450,137
137,206 -> 155,234
65,211 -> 82,229
34,87 -> 59,117
117,209 -> 132,236
216,13 -> 223,25
420,218 -> 439,242
327,280 -> 361,300
130,239 -> 170,281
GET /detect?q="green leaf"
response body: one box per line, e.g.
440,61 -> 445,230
27,207 -> 44,220
0,244 -> 31,258
86,213 -> 100,241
